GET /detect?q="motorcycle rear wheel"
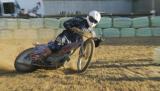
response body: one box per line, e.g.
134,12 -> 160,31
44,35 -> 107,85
14,48 -> 37,73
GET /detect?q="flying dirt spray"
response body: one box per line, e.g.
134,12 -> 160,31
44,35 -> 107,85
0,40 -> 34,72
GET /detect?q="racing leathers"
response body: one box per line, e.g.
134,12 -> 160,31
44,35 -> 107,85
48,17 -> 90,52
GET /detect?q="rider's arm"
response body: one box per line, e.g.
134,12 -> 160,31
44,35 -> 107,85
63,17 -> 82,30
63,17 -> 95,38
63,17 -> 88,30
63,18 -> 75,30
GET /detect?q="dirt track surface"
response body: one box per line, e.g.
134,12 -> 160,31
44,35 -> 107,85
0,38 -> 160,91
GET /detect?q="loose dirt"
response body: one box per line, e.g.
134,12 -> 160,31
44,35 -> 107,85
0,38 -> 160,91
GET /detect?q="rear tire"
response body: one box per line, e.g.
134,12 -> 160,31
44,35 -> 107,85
77,38 -> 95,73
14,48 -> 37,73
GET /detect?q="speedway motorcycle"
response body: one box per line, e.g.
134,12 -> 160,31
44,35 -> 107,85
14,29 -> 100,73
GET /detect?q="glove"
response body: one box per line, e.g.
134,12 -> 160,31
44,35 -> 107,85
93,38 -> 102,47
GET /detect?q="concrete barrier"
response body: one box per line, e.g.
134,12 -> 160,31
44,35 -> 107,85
18,19 -> 30,29
7,19 -> 18,29
0,18 -> 7,29
44,18 -> 60,29
30,18 -> 44,29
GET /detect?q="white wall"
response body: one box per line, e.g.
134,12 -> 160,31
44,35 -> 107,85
43,0 -> 132,15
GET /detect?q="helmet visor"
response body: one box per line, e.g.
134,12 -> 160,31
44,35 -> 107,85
89,16 -> 98,23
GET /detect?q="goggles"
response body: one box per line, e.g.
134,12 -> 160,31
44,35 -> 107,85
89,16 -> 98,23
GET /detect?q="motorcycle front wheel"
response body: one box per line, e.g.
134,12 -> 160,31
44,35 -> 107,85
77,38 -> 95,73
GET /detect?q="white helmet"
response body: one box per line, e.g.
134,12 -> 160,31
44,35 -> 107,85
86,10 -> 101,28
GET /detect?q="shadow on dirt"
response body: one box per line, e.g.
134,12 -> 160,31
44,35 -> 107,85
89,59 -> 159,69
0,71 -> 23,77
0,68 -> 78,77
63,68 -> 78,75
80,59 -> 160,81
1,58 -> 160,82
103,37 -> 160,46
83,74 -> 160,81
104,76 -> 160,81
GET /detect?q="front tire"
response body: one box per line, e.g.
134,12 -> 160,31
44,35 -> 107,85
77,38 -> 95,73
14,48 -> 37,73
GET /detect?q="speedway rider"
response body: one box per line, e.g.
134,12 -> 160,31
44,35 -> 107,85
43,10 -> 102,58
